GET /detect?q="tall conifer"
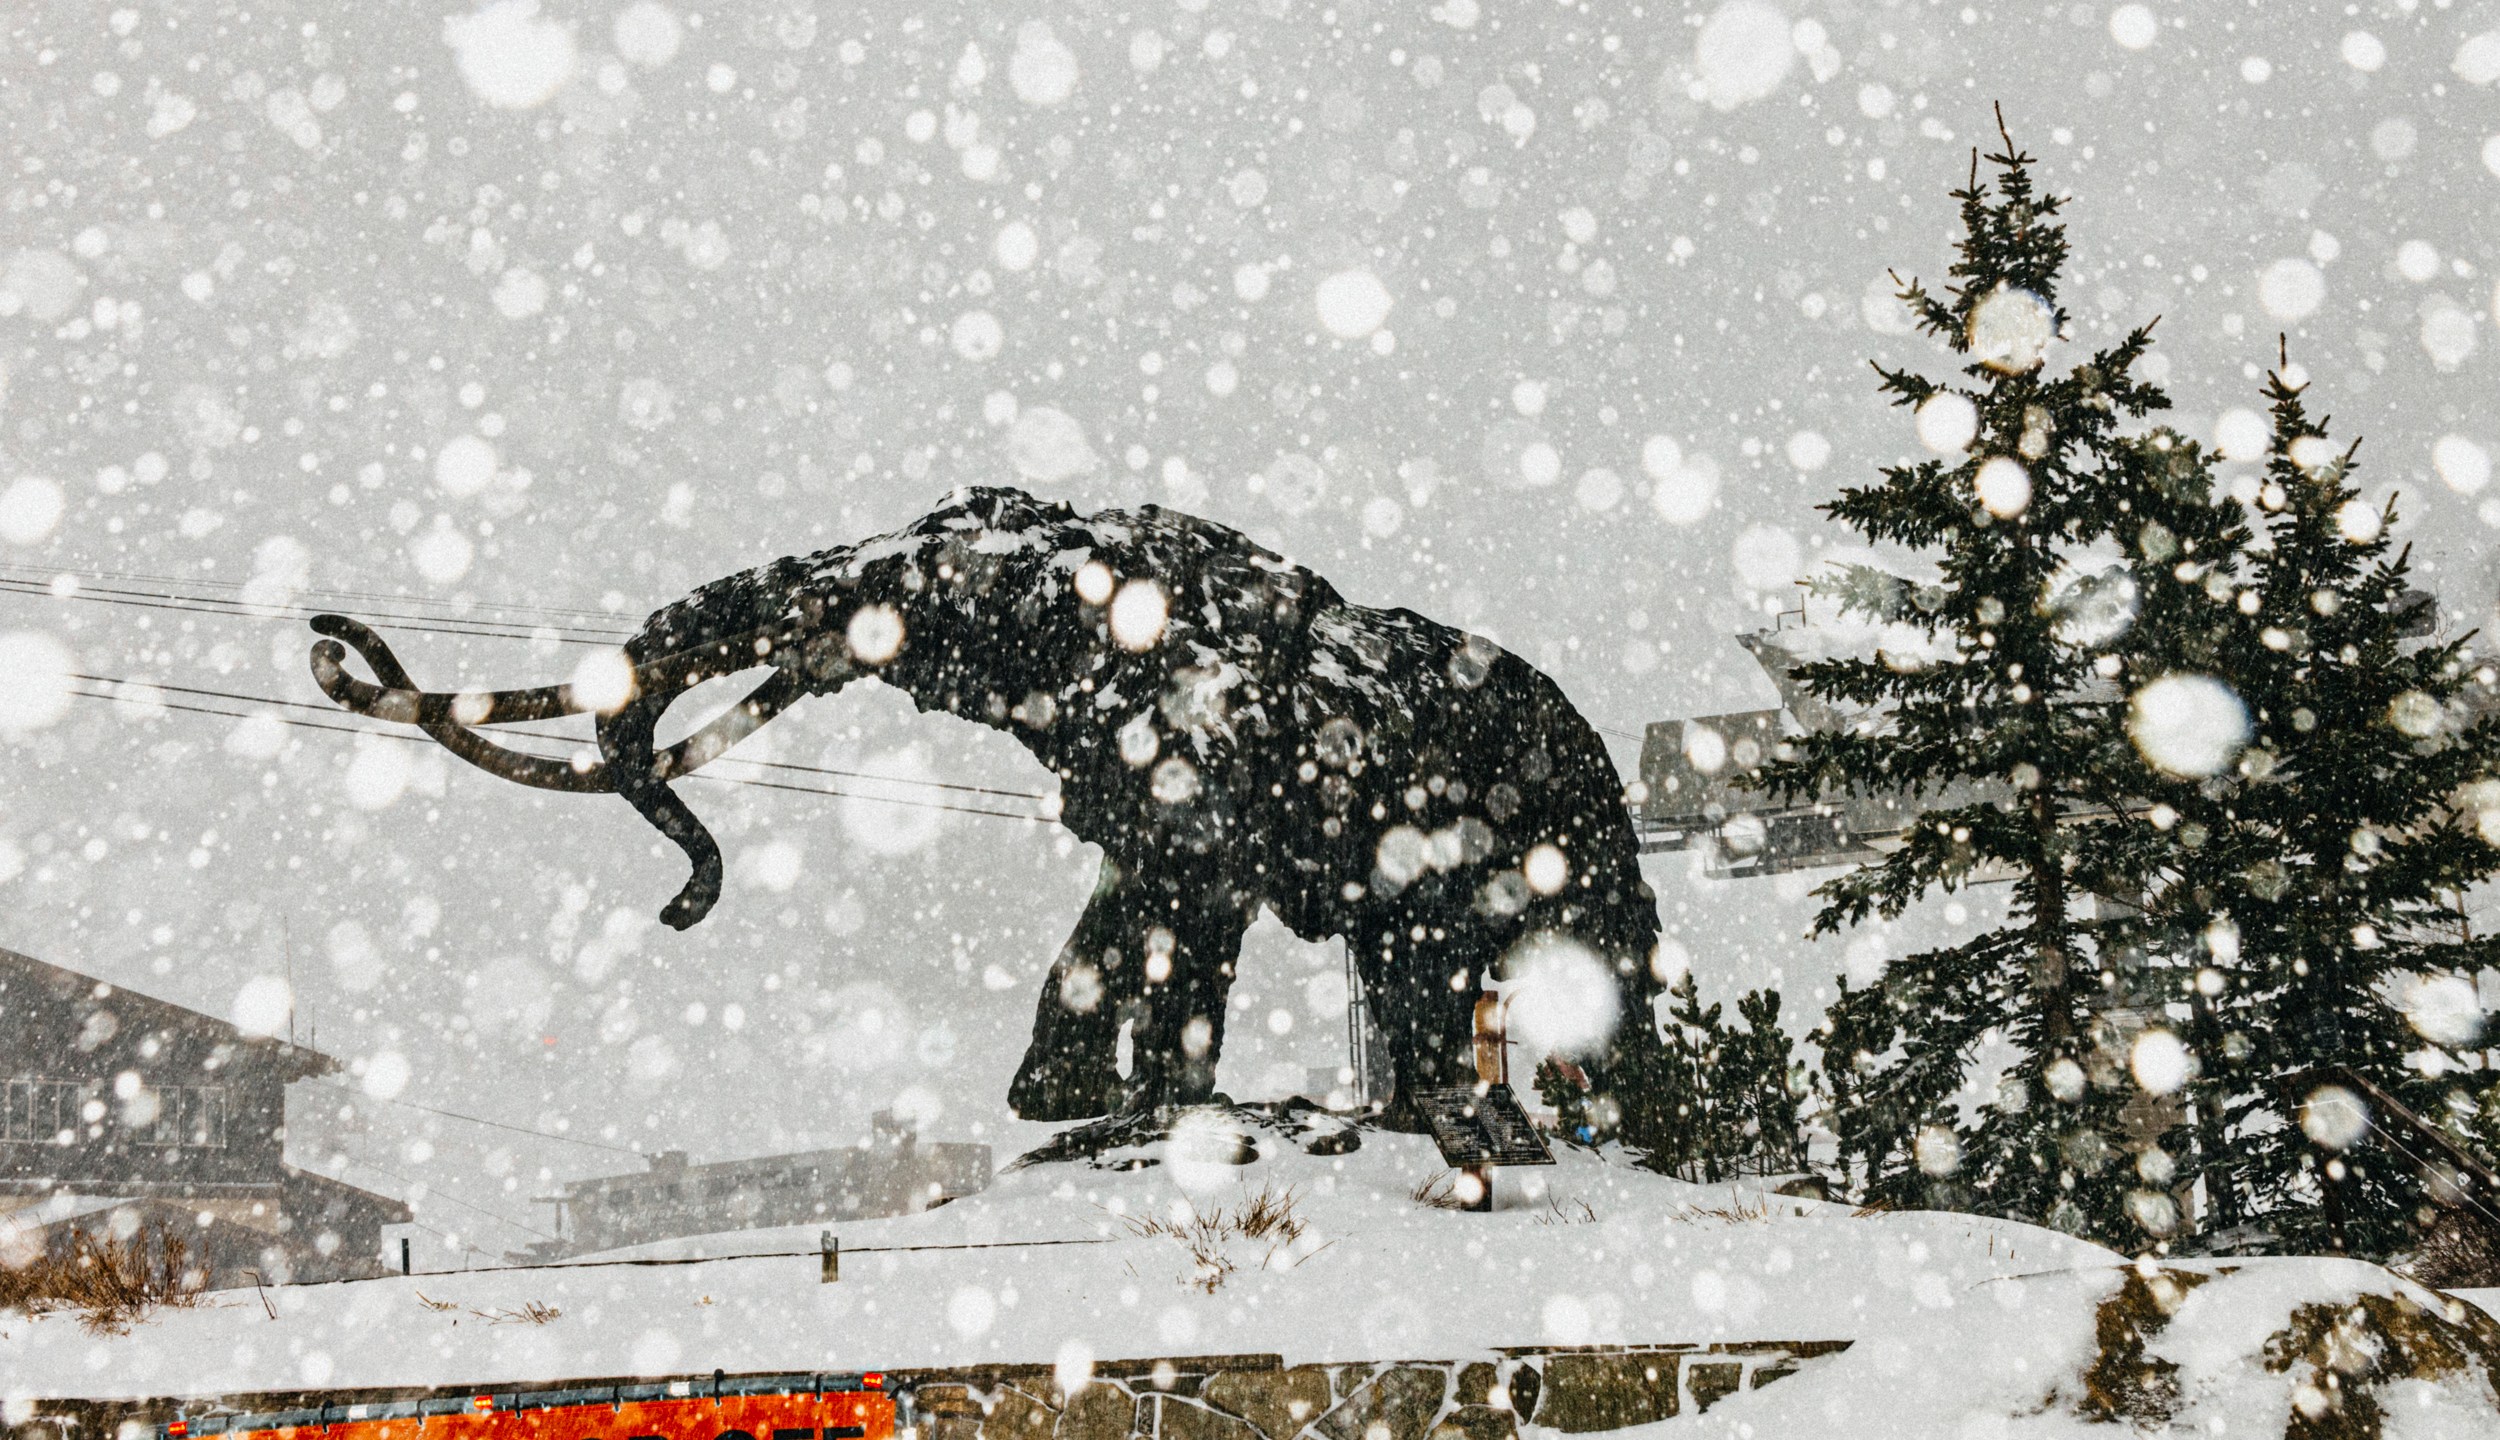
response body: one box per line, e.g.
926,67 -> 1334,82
2124,357 -> 2500,1254
1763,117 -> 2241,1242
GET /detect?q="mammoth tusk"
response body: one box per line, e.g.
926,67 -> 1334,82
311,613 -> 607,724
308,614 -> 812,794
311,621 -> 615,794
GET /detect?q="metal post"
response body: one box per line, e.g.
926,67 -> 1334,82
400,1236 -> 411,1275
1465,990 -> 1502,1210
820,1230 -> 840,1282
1344,951 -> 1369,1107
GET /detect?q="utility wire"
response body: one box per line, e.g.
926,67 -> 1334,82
60,683 -> 1052,824
333,1153 -> 563,1244
2343,1111 -> 2500,1237
74,671 -> 1054,804
0,559 -> 630,626
18,572 -> 1656,803
0,575 -> 629,647
310,1081 -> 646,1158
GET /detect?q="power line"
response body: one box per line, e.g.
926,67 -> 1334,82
0,575 -> 629,647
19,571 -> 1652,804
60,681 -> 1053,824
319,1082 -> 645,1158
75,671 -> 1055,804
333,1153 -> 562,1243
0,559 -> 630,627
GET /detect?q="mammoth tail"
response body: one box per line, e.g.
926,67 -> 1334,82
309,612 -> 810,928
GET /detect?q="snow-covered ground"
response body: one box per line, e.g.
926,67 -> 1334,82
9,1114 -> 2497,1438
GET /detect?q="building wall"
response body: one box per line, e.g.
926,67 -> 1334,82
557,1138 -> 993,1255
1,950 -> 402,1286
0,955 -> 314,1198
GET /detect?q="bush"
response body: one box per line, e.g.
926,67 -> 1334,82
0,1222 -> 206,1334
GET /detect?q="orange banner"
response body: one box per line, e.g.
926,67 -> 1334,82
167,1381 -> 895,1440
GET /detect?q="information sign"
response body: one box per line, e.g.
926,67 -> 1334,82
1414,1084 -> 1555,1168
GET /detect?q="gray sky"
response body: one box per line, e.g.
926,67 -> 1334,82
4,0 -> 2496,1255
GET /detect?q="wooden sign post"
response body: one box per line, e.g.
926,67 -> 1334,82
1415,989 -> 1552,1211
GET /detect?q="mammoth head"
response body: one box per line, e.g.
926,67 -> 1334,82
307,574 -> 868,930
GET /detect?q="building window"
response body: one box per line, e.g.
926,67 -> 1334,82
2,1078 -> 87,1144
0,1078 -> 227,1148
141,1085 -> 229,1149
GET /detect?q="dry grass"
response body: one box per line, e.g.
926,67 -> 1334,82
1668,1191 -> 1775,1225
415,1290 -> 562,1324
1116,1183 -> 1315,1292
1410,1173 -> 1472,1211
1534,1197 -> 1599,1226
0,1224 -> 205,1334
479,1299 -> 563,1325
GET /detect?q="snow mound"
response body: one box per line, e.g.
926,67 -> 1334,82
8,1111 -> 2497,1440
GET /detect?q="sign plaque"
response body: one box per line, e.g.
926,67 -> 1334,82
1414,1084 -> 1556,1169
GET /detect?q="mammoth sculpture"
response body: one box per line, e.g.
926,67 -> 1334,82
309,486 -> 1666,1125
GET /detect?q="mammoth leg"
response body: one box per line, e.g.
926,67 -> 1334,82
1351,903 -> 1483,1129
1120,874 -> 1256,1113
596,682 -> 723,932
1007,860 -> 1140,1121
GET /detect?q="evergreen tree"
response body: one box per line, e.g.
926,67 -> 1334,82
2125,356 -> 2500,1255
1537,978 -> 1811,1182
1721,989 -> 1811,1177
1758,116 -> 2242,1243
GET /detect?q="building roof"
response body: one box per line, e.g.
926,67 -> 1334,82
0,945 -> 340,1082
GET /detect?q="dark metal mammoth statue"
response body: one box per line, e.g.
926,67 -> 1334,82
310,487 -> 1666,1125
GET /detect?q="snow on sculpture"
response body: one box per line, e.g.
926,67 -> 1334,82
307,487 -> 1666,1125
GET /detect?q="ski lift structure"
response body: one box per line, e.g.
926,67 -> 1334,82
1633,587 -> 2459,882
1633,604 -> 1988,879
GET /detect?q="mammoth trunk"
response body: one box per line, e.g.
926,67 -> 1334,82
596,679 -> 727,933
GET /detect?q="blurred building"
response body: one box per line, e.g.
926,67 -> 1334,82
0,945 -> 408,1285
531,1110 -> 990,1256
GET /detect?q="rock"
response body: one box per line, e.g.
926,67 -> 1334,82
1683,1363 -> 1742,1414
1317,1365 -> 1450,1440
1427,1405 -> 1516,1440
1503,1364 -> 1541,1423
1203,1365 -> 1336,1438
1056,1383 -> 1143,1440
1532,1353 -> 1679,1432
1156,1397 -> 1264,1440
1451,1364 -> 1497,1408
1304,1127 -> 1362,1157
915,1386 -> 990,1419
990,1386 -> 1061,1437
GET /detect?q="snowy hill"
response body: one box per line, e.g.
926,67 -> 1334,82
8,1109 -> 2499,1438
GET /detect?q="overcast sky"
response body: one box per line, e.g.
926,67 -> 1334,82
4,0 -> 2497,1257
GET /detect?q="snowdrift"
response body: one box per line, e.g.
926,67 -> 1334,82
6,1110 -> 2497,1439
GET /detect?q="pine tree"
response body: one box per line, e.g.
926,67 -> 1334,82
1538,978 -> 1812,1182
1759,115 -> 2242,1242
1722,990 -> 1810,1176
2124,355 -> 2500,1255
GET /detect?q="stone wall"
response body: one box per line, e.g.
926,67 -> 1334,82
896,1342 -> 1849,1440
7,1341 -> 1846,1440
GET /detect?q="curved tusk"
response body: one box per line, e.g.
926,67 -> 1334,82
312,636 -> 614,794
310,614 -> 594,724
309,614 -> 815,794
